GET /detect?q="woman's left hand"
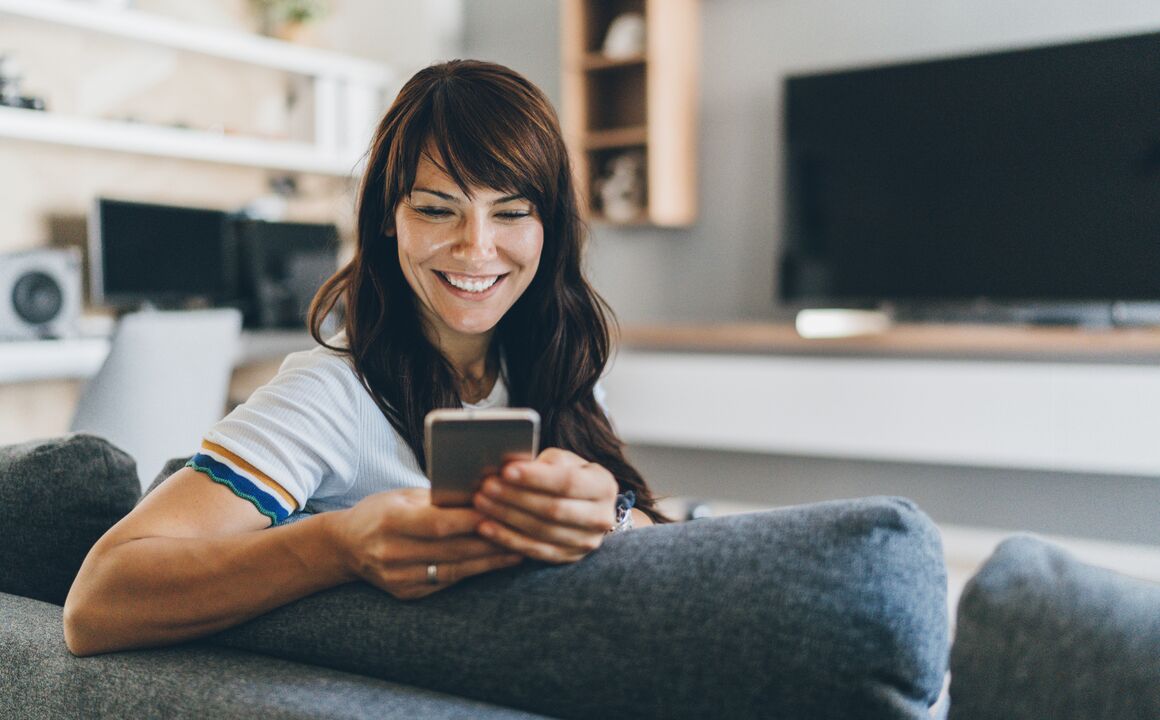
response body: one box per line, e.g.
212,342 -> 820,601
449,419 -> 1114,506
472,447 -> 619,564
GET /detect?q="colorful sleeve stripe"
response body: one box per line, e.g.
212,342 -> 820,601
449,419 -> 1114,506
186,441 -> 298,524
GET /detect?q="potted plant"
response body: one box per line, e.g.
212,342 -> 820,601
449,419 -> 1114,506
250,0 -> 328,43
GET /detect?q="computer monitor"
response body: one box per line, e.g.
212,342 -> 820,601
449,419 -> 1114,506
231,219 -> 339,329
88,198 -> 233,310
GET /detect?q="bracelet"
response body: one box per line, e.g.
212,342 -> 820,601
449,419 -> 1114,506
610,490 -> 635,533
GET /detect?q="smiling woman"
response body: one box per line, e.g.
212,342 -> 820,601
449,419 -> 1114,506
63,60 -> 665,658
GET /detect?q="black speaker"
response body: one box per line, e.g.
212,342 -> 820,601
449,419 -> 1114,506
0,248 -> 81,340
231,220 -> 339,329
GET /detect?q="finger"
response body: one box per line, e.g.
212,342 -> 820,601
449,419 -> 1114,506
397,504 -> 489,540
477,517 -> 599,565
396,535 -> 518,563
475,492 -> 606,548
478,478 -> 613,532
413,553 -> 525,589
500,459 -> 617,501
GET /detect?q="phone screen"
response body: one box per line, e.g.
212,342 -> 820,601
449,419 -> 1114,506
425,409 -> 540,507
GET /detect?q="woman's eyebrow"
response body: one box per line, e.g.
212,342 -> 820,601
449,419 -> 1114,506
412,187 -> 460,202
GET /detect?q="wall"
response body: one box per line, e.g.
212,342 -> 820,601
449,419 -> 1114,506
0,0 -> 462,444
460,0 -> 1160,545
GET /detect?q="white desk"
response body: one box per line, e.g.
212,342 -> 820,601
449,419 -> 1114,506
0,330 -> 316,384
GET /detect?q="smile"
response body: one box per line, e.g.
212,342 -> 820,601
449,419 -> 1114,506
436,271 -> 506,294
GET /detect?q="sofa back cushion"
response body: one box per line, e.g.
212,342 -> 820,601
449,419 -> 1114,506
949,535 -> 1160,719
0,434 -> 140,605
212,496 -> 949,720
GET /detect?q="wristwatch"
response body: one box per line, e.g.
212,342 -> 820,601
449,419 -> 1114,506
610,490 -> 636,533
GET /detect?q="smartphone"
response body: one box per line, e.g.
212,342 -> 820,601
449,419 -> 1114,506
424,408 -> 541,507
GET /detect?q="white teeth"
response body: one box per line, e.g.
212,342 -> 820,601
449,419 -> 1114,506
443,273 -> 499,293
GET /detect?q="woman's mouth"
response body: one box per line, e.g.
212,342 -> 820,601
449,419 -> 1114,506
436,271 -> 506,295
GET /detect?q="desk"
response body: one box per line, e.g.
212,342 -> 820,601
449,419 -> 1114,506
0,330 -> 316,384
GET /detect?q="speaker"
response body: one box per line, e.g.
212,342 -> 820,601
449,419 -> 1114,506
231,220 -> 338,329
0,248 -> 82,340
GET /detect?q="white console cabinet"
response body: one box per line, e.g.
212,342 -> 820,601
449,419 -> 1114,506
605,324 -> 1160,478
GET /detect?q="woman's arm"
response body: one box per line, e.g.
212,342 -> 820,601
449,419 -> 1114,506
470,448 -> 650,565
64,467 -> 522,656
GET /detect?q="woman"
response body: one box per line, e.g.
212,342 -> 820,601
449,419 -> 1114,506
63,60 -> 665,657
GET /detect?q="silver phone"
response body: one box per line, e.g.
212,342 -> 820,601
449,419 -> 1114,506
424,408 -> 541,507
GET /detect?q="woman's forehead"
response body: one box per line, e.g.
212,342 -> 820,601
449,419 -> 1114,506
408,151 -> 523,202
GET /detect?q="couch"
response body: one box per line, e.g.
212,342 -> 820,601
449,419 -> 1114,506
1,434 -> 1157,719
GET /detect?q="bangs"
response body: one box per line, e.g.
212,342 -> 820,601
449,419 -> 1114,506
401,74 -> 556,207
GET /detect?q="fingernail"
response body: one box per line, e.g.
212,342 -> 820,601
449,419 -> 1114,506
478,522 -> 495,537
504,465 -> 521,480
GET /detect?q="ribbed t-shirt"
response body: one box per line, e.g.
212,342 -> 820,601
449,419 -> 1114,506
187,341 -> 509,525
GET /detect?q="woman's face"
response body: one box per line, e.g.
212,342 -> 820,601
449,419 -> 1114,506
394,153 -> 544,349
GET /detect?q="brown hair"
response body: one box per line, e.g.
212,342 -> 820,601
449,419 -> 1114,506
308,59 -> 665,523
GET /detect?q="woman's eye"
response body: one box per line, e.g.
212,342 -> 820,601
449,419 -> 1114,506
416,207 -> 453,218
497,209 -> 531,219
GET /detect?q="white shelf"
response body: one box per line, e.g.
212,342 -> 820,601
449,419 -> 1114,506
0,0 -> 394,174
0,0 -> 392,84
0,105 -> 359,175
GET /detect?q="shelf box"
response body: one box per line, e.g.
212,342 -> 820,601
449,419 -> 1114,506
584,126 -> 648,149
562,0 -> 699,227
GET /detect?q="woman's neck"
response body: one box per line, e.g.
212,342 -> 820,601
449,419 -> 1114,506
433,331 -> 498,404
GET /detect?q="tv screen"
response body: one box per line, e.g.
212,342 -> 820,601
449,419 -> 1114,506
89,198 -> 232,309
779,31 -> 1160,315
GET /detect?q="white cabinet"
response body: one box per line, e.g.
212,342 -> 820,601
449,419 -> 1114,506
0,0 -> 396,175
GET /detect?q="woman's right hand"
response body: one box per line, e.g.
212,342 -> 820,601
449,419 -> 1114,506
333,488 -> 524,599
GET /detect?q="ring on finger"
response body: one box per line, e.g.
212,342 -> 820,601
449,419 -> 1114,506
426,563 -> 439,585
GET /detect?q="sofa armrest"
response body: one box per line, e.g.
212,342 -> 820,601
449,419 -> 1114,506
949,535 -> 1160,720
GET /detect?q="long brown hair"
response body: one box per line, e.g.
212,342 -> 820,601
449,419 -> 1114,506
308,60 -> 665,523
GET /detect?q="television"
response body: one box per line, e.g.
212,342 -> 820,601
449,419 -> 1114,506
779,30 -> 1160,324
89,198 -> 233,310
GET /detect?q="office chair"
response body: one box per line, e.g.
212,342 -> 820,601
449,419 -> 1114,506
70,308 -> 243,491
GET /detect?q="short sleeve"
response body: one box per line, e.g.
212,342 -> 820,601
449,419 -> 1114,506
192,348 -> 365,524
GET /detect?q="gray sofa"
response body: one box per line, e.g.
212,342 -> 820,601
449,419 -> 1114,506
1,434 -> 1157,719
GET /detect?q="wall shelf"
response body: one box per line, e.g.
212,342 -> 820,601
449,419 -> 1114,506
0,0 -> 395,174
561,0 -> 700,227
0,106 -> 359,176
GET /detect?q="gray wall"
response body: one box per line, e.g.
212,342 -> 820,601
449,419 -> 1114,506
462,0 -> 1160,545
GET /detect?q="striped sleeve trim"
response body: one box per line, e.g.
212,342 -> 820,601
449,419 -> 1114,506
186,441 -> 298,524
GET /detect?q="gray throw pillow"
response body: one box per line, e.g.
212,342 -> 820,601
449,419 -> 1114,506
949,535 -> 1160,719
0,434 -> 140,605
211,496 -> 949,720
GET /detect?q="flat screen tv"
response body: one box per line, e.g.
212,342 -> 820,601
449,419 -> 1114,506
89,198 -> 233,310
778,30 -> 1160,324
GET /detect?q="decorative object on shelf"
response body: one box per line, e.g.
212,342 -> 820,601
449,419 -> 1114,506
249,0 -> 328,43
0,55 -> 46,111
593,150 -> 645,223
601,12 -> 645,58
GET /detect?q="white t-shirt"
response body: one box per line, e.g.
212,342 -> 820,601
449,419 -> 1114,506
187,342 -> 509,524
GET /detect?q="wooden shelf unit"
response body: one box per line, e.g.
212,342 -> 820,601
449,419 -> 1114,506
561,0 -> 699,227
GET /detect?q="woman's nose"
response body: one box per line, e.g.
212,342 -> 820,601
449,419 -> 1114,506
453,214 -> 498,262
